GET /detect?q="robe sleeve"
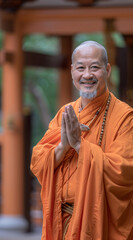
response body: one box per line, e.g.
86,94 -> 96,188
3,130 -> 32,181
30,108 -> 64,239
103,114 -> 133,237
30,106 -> 63,185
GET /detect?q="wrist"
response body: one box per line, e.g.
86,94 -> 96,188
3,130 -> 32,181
59,142 -> 70,153
54,142 -> 70,170
73,141 -> 81,154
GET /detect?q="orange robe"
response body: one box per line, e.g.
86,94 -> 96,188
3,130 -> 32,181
30,90 -> 133,240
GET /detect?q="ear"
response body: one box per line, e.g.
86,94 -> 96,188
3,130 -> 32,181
106,63 -> 111,78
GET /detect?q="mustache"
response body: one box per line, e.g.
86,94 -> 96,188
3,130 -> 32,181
79,78 -> 98,83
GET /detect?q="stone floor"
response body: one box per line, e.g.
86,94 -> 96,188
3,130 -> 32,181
0,230 -> 41,240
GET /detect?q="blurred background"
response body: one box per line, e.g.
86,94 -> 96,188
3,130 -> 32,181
0,0 -> 133,239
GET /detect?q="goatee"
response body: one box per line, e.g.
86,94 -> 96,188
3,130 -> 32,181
80,90 -> 97,100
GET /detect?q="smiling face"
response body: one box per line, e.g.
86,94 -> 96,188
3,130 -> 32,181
71,44 -> 111,103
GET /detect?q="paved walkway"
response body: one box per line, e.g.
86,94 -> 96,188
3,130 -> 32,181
0,230 -> 41,240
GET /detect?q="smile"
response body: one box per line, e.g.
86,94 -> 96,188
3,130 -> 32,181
79,79 -> 98,85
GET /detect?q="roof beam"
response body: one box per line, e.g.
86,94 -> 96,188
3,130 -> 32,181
15,7 -> 133,35
17,7 -> 133,21
1,7 -> 133,35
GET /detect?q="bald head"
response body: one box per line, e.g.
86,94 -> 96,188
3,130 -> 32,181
72,41 -> 108,66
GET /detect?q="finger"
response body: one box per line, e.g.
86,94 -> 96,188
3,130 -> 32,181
62,112 -> 65,129
66,105 -> 78,127
64,107 -> 75,135
69,105 -> 77,118
64,107 -> 71,129
68,105 -> 77,121
62,112 -> 69,135
61,112 -> 70,148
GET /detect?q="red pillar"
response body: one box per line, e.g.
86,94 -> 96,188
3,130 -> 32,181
0,22 -> 27,231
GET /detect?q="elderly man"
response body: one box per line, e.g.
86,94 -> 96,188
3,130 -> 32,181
30,41 -> 133,240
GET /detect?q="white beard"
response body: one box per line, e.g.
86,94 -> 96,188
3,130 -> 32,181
80,89 -> 97,100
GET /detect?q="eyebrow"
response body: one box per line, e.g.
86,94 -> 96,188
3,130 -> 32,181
90,61 -> 101,65
76,61 -> 101,65
76,61 -> 84,65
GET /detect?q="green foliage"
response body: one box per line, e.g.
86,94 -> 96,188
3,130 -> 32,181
74,32 -> 105,47
23,35 -> 59,146
23,34 -> 59,54
110,65 -> 120,97
74,32 -> 125,48
24,67 -> 59,146
112,32 -> 126,47
24,67 -> 59,116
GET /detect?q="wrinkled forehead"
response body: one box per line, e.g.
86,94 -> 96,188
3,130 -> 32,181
72,44 -> 106,65
75,45 -> 103,60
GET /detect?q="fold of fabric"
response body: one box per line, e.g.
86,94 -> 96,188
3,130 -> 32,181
31,90 -> 133,240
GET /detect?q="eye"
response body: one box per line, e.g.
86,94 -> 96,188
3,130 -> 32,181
77,66 -> 84,71
90,65 -> 99,71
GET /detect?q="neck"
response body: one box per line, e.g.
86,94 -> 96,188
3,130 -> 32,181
81,97 -> 92,109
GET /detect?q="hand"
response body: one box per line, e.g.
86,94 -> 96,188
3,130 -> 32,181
63,105 -> 81,152
61,111 -> 71,151
54,105 -> 81,169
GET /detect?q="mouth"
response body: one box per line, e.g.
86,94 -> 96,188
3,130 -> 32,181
79,79 -> 98,86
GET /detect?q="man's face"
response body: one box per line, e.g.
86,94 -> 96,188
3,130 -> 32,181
71,45 -> 111,100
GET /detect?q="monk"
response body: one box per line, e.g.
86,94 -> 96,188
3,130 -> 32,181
30,41 -> 133,240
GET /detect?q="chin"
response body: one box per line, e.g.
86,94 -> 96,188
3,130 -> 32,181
80,90 -> 97,100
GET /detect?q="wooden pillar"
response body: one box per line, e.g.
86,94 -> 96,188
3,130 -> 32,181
58,36 -> 73,108
116,47 -> 128,100
0,18 -> 28,230
123,35 -> 133,107
104,19 -> 116,66
123,35 -> 133,89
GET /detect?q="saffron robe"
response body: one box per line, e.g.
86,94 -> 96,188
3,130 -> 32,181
30,90 -> 133,240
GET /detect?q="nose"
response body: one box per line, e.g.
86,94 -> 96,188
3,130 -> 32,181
83,68 -> 93,79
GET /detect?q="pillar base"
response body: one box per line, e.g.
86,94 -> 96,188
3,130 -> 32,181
0,215 -> 28,232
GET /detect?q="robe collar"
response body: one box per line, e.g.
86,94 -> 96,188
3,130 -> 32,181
75,89 -> 110,125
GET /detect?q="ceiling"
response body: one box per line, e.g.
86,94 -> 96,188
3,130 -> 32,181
0,0 -> 133,11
